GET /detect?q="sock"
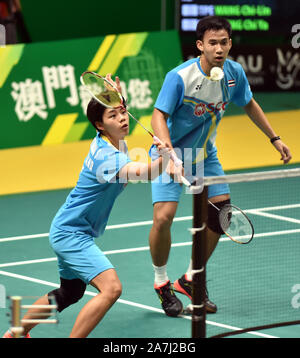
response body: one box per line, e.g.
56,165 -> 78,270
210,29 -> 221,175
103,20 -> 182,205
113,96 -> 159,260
185,259 -> 193,281
7,328 -> 28,338
152,264 -> 169,286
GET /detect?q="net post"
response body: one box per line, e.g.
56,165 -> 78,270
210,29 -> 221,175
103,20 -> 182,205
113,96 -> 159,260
10,296 -> 24,338
191,185 -> 207,338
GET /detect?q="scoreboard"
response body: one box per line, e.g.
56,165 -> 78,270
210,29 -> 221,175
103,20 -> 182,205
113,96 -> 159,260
180,1 -> 273,32
178,1 -> 300,91
179,0 -> 300,50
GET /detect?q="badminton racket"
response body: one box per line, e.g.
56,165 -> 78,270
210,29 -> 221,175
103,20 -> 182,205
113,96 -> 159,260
208,200 -> 254,244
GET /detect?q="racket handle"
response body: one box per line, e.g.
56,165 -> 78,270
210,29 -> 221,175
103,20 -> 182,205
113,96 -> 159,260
180,176 -> 191,187
153,135 -> 162,144
169,152 -> 183,167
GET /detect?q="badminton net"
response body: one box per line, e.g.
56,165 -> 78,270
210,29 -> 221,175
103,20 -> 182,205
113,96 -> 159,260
192,167 -> 300,338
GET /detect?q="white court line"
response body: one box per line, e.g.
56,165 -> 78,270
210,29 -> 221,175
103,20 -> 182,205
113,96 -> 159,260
248,210 -> 300,224
0,233 -> 49,243
246,203 -> 300,212
0,242 -> 193,268
0,270 -> 277,338
1,228 -> 300,269
0,216 -> 193,243
1,202 -> 300,244
0,257 -> 58,268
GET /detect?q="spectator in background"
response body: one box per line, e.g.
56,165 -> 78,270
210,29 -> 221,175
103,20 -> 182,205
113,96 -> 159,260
0,0 -> 30,44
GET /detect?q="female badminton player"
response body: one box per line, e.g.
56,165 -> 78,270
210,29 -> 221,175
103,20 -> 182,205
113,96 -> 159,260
3,74 -> 170,338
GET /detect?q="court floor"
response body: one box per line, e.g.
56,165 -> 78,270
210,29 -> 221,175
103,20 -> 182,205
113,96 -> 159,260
0,172 -> 300,338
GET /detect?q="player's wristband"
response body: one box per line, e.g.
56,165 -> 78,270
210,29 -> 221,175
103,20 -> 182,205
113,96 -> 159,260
270,136 -> 281,144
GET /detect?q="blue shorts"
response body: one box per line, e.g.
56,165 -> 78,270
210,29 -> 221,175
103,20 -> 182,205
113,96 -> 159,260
49,225 -> 114,284
151,151 -> 230,204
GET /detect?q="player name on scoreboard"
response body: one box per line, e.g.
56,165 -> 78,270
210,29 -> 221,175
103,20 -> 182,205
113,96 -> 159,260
180,3 -> 272,32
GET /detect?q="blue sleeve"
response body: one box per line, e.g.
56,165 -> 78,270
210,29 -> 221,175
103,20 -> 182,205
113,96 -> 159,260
154,70 -> 184,116
93,147 -> 131,184
231,65 -> 253,107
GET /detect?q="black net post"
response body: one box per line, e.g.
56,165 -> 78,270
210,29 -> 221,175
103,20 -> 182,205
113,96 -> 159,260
191,185 -> 207,338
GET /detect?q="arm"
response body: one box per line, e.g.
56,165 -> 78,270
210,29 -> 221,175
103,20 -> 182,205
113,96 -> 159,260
243,98 -> 292,164
118,138 -> 170,181
150,70 -> 184,150
118,155 -> 169,182
151,108 -> 185,181
151,108 -> 173,149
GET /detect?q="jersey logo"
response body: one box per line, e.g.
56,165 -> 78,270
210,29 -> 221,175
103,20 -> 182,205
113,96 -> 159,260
194,102 -> 206,116
194,101 -> 228,116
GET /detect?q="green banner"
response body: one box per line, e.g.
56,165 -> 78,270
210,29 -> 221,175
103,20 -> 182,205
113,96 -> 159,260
0,30 -> 182,149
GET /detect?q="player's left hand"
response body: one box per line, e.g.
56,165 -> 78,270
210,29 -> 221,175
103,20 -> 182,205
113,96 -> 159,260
272,140 -> 292,164
165,158 -> 185,184
105,73 -> 122,94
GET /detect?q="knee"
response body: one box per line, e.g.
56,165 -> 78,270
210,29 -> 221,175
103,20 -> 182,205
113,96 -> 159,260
153,211 -> 174,231
48,278 -> 86,312
111,281 -> 122,301
208,198 -> 231,234
105,281 -> 122,302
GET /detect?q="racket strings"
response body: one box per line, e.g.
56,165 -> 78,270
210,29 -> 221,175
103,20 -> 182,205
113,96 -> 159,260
219,205 -> 254,244
97,90 -> 123,107
219,205 -> 232,232
81,72 -> 123,108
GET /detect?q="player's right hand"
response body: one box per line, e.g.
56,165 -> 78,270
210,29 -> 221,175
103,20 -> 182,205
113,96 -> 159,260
165,155 -> 185,184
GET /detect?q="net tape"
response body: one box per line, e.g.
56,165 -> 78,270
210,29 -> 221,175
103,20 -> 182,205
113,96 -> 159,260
202,168 -> 300,186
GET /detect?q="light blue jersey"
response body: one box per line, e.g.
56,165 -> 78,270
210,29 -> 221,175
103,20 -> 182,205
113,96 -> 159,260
151,57 -> 252,163
51,135 -> 131,238
150,57 -> 252,204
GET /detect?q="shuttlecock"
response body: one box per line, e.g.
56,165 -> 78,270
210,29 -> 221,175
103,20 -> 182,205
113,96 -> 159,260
210,67 -> 224,81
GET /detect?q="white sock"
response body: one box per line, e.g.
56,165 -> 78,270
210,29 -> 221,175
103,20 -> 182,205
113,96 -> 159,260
152,264 -> 169,286
7,328 -> 27,338
185,259 -> 193,281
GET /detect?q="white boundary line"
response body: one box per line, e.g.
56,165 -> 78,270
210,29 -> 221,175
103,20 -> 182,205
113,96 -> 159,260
1,202 -> 300,244
0,242 -> 193,268
0,270 -> 277,338
0,216 -> 193,243
1,228 -> 300,269
248,210 -> 300,224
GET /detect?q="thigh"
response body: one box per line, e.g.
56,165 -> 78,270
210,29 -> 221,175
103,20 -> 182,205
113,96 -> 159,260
50,229 -> 114,284
151,175 -> 183,204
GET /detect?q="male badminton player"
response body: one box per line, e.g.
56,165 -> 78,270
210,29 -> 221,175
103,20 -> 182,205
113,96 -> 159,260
148,15 -> 292,317
2,74 -> 170,338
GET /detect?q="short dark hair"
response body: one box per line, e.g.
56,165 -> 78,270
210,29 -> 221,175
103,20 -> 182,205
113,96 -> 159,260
86,98 -> 106,132
196,16 -> 232,41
